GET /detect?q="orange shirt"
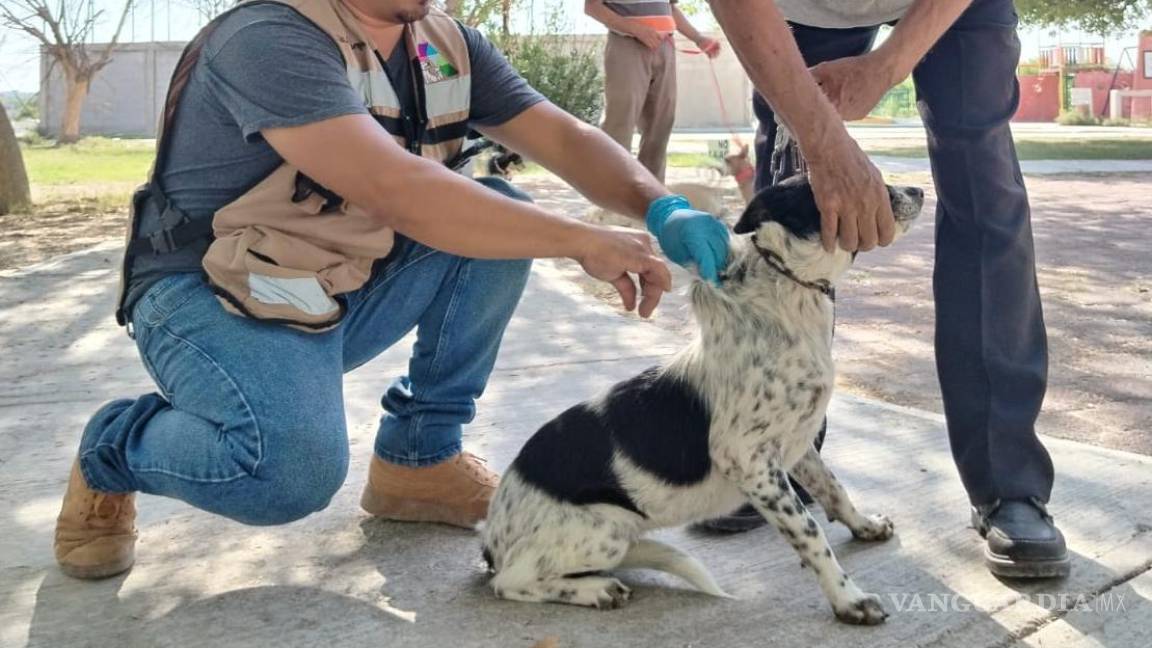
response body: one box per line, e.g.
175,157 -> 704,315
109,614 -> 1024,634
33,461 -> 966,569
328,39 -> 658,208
603,0 -> 677,35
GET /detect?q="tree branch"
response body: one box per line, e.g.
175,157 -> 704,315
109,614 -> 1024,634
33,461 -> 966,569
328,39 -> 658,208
93,0 -> 134,73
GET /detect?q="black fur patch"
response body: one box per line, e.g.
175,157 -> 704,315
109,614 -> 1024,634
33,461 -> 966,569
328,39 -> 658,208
734,175 -> 821,238
511,367 -> 713,516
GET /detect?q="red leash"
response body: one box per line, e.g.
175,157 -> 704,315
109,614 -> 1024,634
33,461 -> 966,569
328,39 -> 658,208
678,44 -> 745,147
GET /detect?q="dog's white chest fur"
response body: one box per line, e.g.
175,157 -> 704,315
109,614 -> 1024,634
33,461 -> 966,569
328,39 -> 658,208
624,281 -> 836,526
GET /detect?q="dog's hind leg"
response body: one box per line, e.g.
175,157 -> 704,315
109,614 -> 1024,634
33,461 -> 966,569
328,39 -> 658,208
789,446 -> 895,542
728,456 -> 888,625
493,567 -> 632,609
490,514 -> 635,609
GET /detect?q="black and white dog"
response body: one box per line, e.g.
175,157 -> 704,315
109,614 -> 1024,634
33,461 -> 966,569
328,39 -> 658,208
482,177 -> 925,624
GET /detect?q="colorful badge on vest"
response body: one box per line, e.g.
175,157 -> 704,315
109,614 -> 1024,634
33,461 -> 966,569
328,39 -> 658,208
417,41 -> 458,82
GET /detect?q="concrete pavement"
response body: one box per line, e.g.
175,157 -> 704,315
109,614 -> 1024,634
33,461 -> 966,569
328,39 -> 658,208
1,244 -> 1150,648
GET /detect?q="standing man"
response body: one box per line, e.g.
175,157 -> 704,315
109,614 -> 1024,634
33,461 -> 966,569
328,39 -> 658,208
585,0 -> 721,181
53,0 -> 730,580
702,0 -> 1068,578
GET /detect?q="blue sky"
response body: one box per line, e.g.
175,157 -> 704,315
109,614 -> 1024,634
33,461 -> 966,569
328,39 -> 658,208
2,0 -> 1149,93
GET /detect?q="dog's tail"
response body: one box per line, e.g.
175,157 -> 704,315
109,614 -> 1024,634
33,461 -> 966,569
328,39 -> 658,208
618,539 -> 733,598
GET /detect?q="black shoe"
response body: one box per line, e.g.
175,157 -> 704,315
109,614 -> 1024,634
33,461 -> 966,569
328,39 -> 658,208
792,479 -> 815,506
691,482 -> 815,534
972,498 -> 1071,579
691,503 -> 768,534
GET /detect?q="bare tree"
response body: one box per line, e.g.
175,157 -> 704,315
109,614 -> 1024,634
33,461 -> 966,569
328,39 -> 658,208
1,0 -> 134,143
0,99 -> 31,215
182,0 -> 235,24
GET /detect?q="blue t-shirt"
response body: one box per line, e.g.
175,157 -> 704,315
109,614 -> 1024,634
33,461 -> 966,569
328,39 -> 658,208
126,3 -> 544,315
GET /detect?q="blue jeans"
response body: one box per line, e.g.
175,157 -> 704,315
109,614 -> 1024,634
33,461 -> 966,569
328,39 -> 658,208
753,0 -> 1052,506
79,177 -> 533,525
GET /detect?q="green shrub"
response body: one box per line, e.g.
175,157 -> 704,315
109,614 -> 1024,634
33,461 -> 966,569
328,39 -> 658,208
493,8 -> 603,125
1056,110 -> 1100,126
870,77 -> 919,119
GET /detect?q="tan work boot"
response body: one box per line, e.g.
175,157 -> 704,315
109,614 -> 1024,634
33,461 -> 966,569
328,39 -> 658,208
54,460 -> 137,579
360,452 -> 498,528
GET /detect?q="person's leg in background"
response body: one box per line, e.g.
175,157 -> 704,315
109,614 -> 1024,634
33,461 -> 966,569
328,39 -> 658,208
913,0 -> 1065,577
345,176 -> 533,528
693,24 -> 878,534
636,37 -> 677,182
601,33 -> 653,164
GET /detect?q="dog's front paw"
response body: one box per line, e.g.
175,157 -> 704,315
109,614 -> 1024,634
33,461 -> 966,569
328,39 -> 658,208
833,593 -> 888,625
850,513 -> 895,542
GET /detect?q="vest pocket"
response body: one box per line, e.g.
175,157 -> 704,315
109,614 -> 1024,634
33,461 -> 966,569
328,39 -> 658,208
202,227 -> 347,332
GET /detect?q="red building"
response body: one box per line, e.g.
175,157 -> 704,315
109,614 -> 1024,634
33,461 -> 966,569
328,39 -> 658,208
1013,35 -> 1152,122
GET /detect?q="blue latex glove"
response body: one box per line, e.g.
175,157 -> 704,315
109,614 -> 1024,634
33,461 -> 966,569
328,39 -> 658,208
646,194 -> 730,285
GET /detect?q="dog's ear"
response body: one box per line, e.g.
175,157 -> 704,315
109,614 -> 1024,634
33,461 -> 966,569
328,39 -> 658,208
733,176 -> 821,239
733,201 -> 769,235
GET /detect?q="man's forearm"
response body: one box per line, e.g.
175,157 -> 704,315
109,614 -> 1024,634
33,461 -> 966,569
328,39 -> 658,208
706,0 -> 845,163
371,157 -> 602,259
671,5 -> 702,43
480,102 -> 668,221
265,115 -> 596,261
872,0 -> 974,83
535,119 -> 667,221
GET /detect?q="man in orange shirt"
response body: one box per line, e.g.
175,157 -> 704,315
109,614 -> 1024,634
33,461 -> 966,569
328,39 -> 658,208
586,0 -> 720,181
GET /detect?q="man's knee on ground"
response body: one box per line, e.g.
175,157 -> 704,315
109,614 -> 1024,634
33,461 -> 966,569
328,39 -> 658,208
239,426 -> 350,526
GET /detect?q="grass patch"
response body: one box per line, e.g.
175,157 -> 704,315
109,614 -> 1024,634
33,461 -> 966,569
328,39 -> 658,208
866,139 -> 1152,160
667,152 -> 722,168
21,137 -> 154,185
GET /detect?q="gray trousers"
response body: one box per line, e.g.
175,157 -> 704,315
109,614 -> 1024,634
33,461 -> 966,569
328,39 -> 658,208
755,0 -> 1053,506
601,33 -> 677,182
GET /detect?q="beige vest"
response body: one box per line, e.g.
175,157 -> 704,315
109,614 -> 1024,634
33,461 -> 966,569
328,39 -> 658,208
116,0 -> 472,332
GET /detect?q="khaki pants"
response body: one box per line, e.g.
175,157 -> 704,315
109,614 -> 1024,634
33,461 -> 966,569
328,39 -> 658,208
601,32 -> 677,182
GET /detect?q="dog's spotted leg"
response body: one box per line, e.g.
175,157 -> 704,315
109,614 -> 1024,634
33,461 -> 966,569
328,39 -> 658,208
489,515 -> 634,610
789,446 -> 895,542
734,458 -> 888,625
493,572 -> 632,609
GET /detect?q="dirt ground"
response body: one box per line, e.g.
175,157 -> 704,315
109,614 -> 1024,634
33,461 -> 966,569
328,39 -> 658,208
2,171 -> 1148,457
0,183 -> 133,270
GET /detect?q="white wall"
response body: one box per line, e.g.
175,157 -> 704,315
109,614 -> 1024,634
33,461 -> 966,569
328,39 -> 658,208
39,42 -> 185,138
38,34 -> 752,138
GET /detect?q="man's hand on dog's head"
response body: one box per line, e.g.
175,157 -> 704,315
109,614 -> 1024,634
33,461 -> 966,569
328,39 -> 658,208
573,226 -> 672,319
805,130 -> 896,253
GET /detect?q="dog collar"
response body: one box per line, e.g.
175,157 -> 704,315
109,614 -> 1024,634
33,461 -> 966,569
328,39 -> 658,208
752,237 -> 836,302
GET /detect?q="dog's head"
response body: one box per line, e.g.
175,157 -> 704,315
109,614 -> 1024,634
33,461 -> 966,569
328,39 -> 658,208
721,175 -> 923,291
